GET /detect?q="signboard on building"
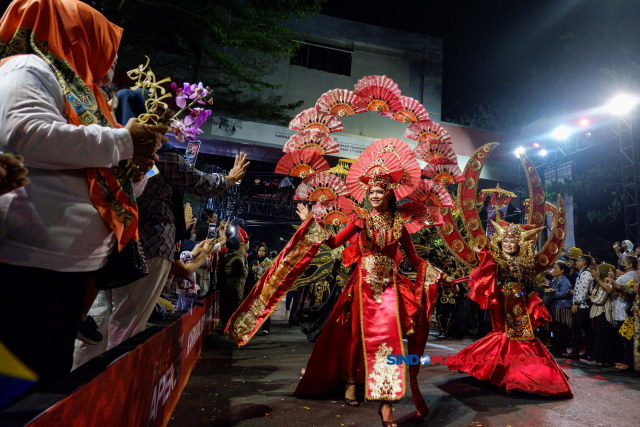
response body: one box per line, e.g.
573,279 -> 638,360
209,115 -> 373,158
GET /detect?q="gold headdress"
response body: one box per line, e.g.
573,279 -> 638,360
489,220 -> 545,258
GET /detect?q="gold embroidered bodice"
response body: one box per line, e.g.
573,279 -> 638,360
490,245 -> 536,340
362,209 -> 403,251
359,209 -> 404,303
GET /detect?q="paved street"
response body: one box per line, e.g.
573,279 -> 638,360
169,303 -> 640,427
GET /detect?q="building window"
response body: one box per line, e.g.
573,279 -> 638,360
290,42 -> 352,76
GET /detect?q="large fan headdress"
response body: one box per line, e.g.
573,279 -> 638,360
315,89 -> 367,117
275,149 -> 330,179
311,196 -> 351,226
346,138 -> 421,202
294,171 -> 349,202
408,179 -> 454,208
405,120 -> 452,144
422,163 -> 465,184
353,75 -> 403,113
413,142 -> 457,165
382,96 -> 430,124
289,108 -> 344,133
283,129 -> 340,155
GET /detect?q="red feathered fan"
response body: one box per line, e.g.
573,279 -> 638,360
275,149 -> 330,178
294,172 -> 349,202
382,96 -> 430,124
346,145 -> 421,202
315,89 -> 367,117
283,129 -> 340,155
413,142 -> 457,165
404,120 -> 452,144
289,108 -> 344,133
422,163 -> 465,184
366,137 -> 415,159
408,179 -> 454,208
353,75 -> 403,113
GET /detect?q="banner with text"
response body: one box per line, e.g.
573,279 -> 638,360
23,294 -> 218,427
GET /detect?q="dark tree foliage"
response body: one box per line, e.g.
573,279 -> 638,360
544,163 -> 624,225
83,0 -> 326,125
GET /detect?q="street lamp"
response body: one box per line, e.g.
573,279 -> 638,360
552,126 -> 571,140
606,94 -> 637,115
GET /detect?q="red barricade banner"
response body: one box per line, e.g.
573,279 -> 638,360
24,293 -> 219,427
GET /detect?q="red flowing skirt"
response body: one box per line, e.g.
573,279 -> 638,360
446,292 -> 572,398
294,267 -> 417,395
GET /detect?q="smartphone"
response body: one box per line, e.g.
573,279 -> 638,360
207,224 -> 217,239
146,165 -> 160,178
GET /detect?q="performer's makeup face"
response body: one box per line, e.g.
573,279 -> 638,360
368,186 -> 389,211
502,238 -> 519,254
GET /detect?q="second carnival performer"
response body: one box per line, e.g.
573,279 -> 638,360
445,220 -> 573,397
225,139 -> 455,426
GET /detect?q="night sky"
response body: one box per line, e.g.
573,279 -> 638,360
322,0 -> 640,129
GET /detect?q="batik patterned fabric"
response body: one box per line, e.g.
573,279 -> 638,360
138,151 -> 227,261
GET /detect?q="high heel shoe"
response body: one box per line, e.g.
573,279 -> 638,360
378,405 -> 397,427
344,382 -> 359,407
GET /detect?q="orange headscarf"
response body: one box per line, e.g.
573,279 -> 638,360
0,0 -> 139,250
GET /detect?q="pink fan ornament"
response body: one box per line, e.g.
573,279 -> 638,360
405,120 -> 452,144
316,89 -> 367,117
383,96 -> 430,124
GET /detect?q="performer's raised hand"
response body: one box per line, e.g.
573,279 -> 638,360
217,223 -> 229,247
472,246 -> 482,253
296,203 -> 309,222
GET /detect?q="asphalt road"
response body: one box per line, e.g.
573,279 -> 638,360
169,303 -> 640,427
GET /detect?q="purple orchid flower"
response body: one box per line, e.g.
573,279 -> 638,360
189,82 -> 209,104
171,119 -> 203,142
172,82 -> 191,108
183,108 -> 212,129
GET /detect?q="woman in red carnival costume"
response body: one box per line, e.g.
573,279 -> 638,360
225,140 -> 455,426
446,220 -> 573,397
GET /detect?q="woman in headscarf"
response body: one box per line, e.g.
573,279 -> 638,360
605,260 -> 640,372
0,0 -> 167,383
588,263 -> 616,366
614,240 -> 635,261
248,243 -> 274,335
547,261 -> 573,356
